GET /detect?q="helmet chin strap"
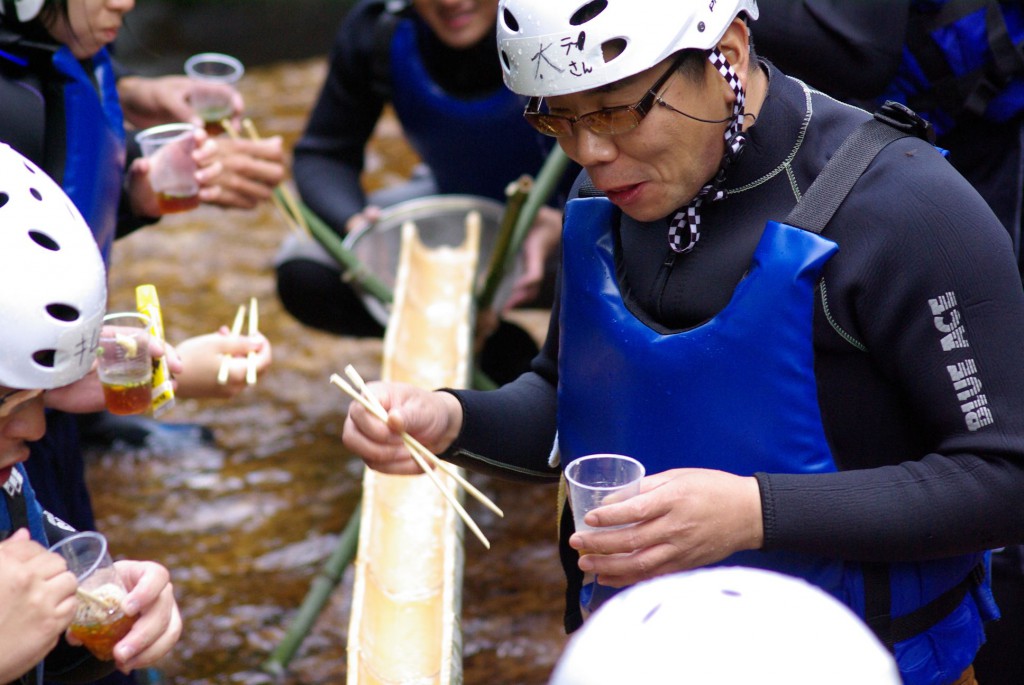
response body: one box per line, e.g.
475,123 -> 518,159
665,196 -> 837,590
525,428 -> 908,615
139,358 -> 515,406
666,48 -> 749,254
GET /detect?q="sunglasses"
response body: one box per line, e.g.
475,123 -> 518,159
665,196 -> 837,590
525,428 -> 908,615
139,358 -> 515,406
524,54 -> 685,138
0,388 -> 43,420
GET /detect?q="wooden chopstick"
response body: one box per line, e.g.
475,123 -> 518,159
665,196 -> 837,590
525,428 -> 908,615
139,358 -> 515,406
329,373 -> 492,549
220,119 -> 304,235
245,297 -> 259,385
241,118 -> 309,234
76,586 -> 113,609
342,365 -> 503,518
217,303 -> 246,385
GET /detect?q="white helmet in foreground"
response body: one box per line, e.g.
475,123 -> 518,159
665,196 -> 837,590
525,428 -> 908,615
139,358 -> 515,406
549,567 -> 902,685
0,143 -> 106,389
497,0 -> 759,97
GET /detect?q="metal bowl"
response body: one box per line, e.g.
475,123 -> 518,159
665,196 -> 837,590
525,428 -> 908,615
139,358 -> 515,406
342,194 -> 518,326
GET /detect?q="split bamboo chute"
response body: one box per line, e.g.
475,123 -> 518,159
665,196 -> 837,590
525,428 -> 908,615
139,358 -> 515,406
343,212 -> 483,684
260,142 -> 571,678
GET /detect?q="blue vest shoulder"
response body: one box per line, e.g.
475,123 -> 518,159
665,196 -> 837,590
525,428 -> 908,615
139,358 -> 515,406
388,18 -> 554,201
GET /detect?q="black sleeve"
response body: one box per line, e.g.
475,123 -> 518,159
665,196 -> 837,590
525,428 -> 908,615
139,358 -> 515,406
444,275 -> 563,482
761,136 -> 1024,562
292,0 -> 390,236
754,0 -> 911,102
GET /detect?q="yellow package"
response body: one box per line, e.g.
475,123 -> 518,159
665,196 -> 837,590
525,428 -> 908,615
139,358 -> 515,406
135,284 -> 176,417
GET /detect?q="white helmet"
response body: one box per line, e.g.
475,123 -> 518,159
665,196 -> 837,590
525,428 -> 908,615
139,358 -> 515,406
0,0 -> 45,22
0,143 -> 107,390
549,567 -> 902,685
497,0 -> 759,97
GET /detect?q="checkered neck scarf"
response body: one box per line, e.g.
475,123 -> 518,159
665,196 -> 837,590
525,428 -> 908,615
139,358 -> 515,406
667,48 -> 748,254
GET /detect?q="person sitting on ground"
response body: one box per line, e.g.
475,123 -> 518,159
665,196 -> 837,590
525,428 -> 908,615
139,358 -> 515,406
343,1 -> 1024,683
276,0 -> 576,385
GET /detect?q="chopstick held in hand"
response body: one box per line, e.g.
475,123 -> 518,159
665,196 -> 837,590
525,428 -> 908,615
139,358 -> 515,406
246,297 -> 259,385
217,303 -> 246,385
330,368 -> 499,549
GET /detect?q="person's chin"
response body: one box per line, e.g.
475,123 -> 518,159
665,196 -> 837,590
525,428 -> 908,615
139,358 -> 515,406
0,448 -> 28,485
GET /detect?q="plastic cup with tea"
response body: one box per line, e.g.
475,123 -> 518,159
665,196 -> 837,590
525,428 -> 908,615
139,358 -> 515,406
97,312 -> 152,415
184,52 -> 244,135
48,531 -> 138,661
135,123 -> 200,214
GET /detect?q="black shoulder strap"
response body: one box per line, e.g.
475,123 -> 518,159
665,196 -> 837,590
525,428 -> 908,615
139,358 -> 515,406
784,101 -> 934,234
905,0 -> 1024,120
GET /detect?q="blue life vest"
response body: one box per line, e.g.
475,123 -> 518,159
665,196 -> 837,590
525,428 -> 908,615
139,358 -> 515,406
51,46 -> 126,265
557,196 -> 995,685
0,465 -> 50,545
884,0 -> 1024,136
388,17 -> 553,202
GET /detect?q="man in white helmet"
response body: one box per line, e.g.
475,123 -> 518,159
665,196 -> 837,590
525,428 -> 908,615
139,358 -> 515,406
0,142 -> 181,684
342,2 -> 1024,683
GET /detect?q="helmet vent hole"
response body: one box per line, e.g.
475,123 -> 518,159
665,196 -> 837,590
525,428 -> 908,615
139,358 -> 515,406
500,50 -> 511,71
32,349 -> 57,369
570,0 -> 607,26
642,603 -> 662,623
0,192 -> 8,209
601,38 -> 627,63
29,230 -> 60,251
29,187 -> 42,201
502,8 -> 519,32
46,304 -> 80,323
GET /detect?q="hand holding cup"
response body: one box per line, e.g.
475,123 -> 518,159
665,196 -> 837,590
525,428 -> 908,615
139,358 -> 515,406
48,532 -> 138,662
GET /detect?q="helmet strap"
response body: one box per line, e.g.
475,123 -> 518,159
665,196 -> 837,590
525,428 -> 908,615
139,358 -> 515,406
666,48 -> 748,254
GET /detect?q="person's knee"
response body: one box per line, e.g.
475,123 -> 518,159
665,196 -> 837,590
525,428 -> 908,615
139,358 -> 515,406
275,258 -> 385,337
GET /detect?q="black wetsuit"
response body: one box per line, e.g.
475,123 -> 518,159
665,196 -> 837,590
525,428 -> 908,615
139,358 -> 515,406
757,5 -> 1024,680
443,64 -> 1024,650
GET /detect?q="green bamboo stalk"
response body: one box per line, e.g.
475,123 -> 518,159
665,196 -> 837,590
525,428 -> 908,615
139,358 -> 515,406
261,503 -> 362,676
476,146 -> 571,309
509,146 -> 570,261
280,190 -> 395,305
476,175 -> 533,310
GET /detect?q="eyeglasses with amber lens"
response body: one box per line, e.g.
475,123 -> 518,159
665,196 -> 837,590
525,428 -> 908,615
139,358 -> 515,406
523,54 -> 685,138
0,389 -> 43,420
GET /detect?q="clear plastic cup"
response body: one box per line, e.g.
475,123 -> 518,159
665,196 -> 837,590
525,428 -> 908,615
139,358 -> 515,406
48,531 -> 138,661
184,52 -> 244,135
97,312 -> 152,415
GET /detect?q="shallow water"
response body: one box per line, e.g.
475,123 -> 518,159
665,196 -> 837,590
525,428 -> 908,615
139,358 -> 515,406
89,57 -> 568,684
